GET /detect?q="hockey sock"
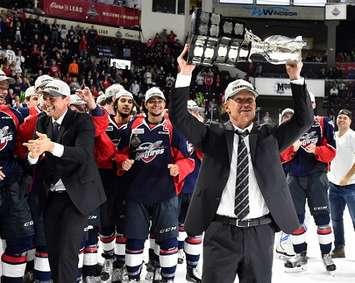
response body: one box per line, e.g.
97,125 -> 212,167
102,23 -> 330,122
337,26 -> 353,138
83,229 -> 99,277
184,235 -> 202,269
114,234 -> 127,269
125,239 -> 144,280
100,232 -> 115,258
178,224 -> 187,250
158,238 -> 178,281
34,247 -> 51,282
291,225 -> 307,254
1,253 -> 27,283
317,225 -> 333,255
1,237 -> 32,283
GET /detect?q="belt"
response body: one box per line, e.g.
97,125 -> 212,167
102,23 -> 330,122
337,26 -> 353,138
215,214 -> 272,228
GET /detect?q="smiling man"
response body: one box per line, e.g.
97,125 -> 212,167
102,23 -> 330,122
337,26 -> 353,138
169,46 -> 314,283
328,109 -> 355,259
24,79 -> 106,283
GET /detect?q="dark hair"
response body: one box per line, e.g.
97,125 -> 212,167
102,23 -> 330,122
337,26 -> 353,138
338,109 -> 352,119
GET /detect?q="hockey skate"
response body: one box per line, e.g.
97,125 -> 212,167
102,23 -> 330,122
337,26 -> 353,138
152,267 -> 162,283
177,249 -> 185,264
186,267 -> 202,283
100,258 -> 114,282
112,264 -> 129,283
275,232 -> 295,259
145,261 -> 155,280
284,252 -> 307,272
322,253 -> 336,276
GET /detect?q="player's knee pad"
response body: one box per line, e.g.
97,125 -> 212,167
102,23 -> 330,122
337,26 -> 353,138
158,238 -> 178,250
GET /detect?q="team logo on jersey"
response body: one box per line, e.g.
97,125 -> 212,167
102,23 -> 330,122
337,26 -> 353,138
187,142 -> 194,155
300,130 -> 318,152
135,140 -> 165,163
0,126 -> 13,151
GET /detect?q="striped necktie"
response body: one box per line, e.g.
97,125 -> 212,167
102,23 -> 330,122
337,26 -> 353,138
234,129 -> 250,219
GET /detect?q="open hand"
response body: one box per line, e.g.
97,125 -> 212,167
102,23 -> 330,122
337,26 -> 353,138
23,132 -> 54,157
76,87 -> 96,110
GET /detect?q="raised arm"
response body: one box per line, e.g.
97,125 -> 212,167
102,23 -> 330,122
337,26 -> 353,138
169,46 -> 209,148
275,61 -> 314,151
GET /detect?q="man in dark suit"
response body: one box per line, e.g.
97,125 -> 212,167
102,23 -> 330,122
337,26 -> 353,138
24,79 -> 106,283
169,46 -> 314,283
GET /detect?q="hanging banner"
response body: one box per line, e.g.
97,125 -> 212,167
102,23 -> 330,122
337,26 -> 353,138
41,0 -> 140,28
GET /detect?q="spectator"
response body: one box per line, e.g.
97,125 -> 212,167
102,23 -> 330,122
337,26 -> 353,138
68,58 -> 79,77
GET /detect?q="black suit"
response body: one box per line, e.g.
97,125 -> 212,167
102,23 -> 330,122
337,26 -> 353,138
169,83 -> 313,282
35,109 -> 106,283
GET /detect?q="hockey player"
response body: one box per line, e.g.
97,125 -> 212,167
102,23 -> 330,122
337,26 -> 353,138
116,87 -> 195,282
17,75 -> 54,283
0,70 -> 35,283
17,86 -> 41,119
177,100 -> 204,283
98,87 -> 135,283
69,89 -> 109,283
281,93 -> 337,274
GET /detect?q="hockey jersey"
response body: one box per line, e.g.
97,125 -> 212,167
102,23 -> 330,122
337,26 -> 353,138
116,116 -> 195,204
0,105 -> 23,185
280,116 -> 336,177
181,142 -> 203,194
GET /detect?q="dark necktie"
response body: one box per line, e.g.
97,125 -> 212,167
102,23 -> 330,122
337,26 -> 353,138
52,121 -> 60,140
234,129 -> 250,219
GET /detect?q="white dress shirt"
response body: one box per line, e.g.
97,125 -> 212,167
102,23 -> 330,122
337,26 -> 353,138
28,110 -> 67,192
216,123 -> 269,219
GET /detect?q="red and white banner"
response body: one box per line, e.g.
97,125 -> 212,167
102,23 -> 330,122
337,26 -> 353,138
41,0 -> 140,28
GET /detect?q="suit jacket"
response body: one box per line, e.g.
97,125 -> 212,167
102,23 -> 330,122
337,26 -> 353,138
169,83 -> 313,235
36,109 -> 106,215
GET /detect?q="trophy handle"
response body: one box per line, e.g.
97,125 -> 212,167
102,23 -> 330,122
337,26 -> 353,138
187,9 -> 200,64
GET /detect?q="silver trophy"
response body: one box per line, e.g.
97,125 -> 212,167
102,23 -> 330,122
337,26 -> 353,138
188,9 -> 306,66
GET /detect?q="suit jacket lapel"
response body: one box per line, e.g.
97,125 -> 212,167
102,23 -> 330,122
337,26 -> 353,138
249,125 -> 258,164
57,109 -> 74,141
224,121 -> 234,162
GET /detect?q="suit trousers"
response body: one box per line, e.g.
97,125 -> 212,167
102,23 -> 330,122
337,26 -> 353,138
202,220 -> 275,283
44,192 -> 88,283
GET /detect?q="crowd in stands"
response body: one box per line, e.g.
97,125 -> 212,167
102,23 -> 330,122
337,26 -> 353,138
1,7 -> 355,125
0,8 -> 236,123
